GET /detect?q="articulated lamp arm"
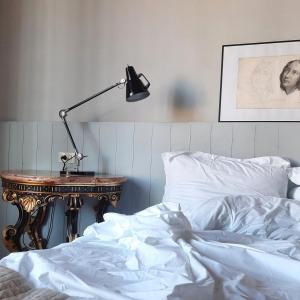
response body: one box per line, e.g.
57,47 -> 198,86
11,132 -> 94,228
58,79 -> 126,168
58,65 -> 150,176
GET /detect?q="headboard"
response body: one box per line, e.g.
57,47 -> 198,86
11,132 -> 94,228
0,121 -> 299,257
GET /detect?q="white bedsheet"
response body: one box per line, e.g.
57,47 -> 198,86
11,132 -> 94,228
1,196 -> 300,300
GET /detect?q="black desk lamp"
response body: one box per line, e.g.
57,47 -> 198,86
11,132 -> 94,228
59,65 -> 150,176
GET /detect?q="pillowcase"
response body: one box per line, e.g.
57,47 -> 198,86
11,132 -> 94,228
288,167 -> 300,185
288,187 -> 300,200
162,151 -> 290,207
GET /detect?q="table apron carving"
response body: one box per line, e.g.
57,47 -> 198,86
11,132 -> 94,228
0,173 -> 126,252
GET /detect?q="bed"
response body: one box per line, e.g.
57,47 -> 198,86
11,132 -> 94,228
0,151 -> 300,300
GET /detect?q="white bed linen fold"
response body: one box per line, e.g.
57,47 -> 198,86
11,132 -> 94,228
0,198 -> 300,300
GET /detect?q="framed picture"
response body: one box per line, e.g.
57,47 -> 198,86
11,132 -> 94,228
219,39 -> 300,122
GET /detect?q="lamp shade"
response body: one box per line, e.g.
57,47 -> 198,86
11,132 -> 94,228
126,66 -> 150,102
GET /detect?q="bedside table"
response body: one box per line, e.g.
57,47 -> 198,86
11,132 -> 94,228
0,170 -> 126,252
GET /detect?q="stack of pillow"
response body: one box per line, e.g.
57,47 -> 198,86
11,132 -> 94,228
161,151 -> 297,208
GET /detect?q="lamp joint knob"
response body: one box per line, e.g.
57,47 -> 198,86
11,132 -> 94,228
59,109 -> 68,119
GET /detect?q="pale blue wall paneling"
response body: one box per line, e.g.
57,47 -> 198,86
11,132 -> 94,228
22,121 -> 38,171
170,123 -> 191,152
1,121 -> 300,259
51,122 -> 68,172
149,123 -> 171,206
190,123 -> 212,153
0,123 -> 10,170
232,123 -> 255,159
36,121 -> 53,171
99,123 -> 117,175
114,123 -> 134,214
82,122 -> 100,173
211,123 -> 233,156
8,122 -> 24,170
254,123 -> 279,157
129,123 -> 153,212
278,124 -> 300,166
0,123 -> 10,258
67,122 -> 84,172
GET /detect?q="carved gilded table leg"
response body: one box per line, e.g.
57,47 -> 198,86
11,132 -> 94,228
94,193 -> 120,222
2,202 -> 30,252
28,204 -> 49,249
2,190 -> 56,252
65,194 -> 83,242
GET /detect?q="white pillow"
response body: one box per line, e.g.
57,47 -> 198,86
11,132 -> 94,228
162,151 -> 290,206
288,187 -> 300,200
288,167 -> 300,185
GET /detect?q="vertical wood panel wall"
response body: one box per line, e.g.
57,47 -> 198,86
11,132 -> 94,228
0,121 -> 300,258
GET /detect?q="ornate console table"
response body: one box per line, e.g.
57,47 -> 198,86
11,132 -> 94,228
0,171 -> 126,252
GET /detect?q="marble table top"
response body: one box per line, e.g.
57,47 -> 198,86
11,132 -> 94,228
0,170 -> 126,186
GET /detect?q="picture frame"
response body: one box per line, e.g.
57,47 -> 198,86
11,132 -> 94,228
219,39 -> 300,122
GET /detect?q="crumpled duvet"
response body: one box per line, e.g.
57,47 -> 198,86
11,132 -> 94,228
0,195 -> 300,299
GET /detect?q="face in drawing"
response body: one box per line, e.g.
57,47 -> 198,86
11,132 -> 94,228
280,60 -> 300,95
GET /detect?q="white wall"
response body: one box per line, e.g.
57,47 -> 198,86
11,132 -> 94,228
1,0 -> 300,122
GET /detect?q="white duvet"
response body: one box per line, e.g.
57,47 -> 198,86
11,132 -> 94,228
1,195 -> 300,300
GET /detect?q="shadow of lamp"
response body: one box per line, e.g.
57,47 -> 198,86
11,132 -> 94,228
59,65 -> 150,176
